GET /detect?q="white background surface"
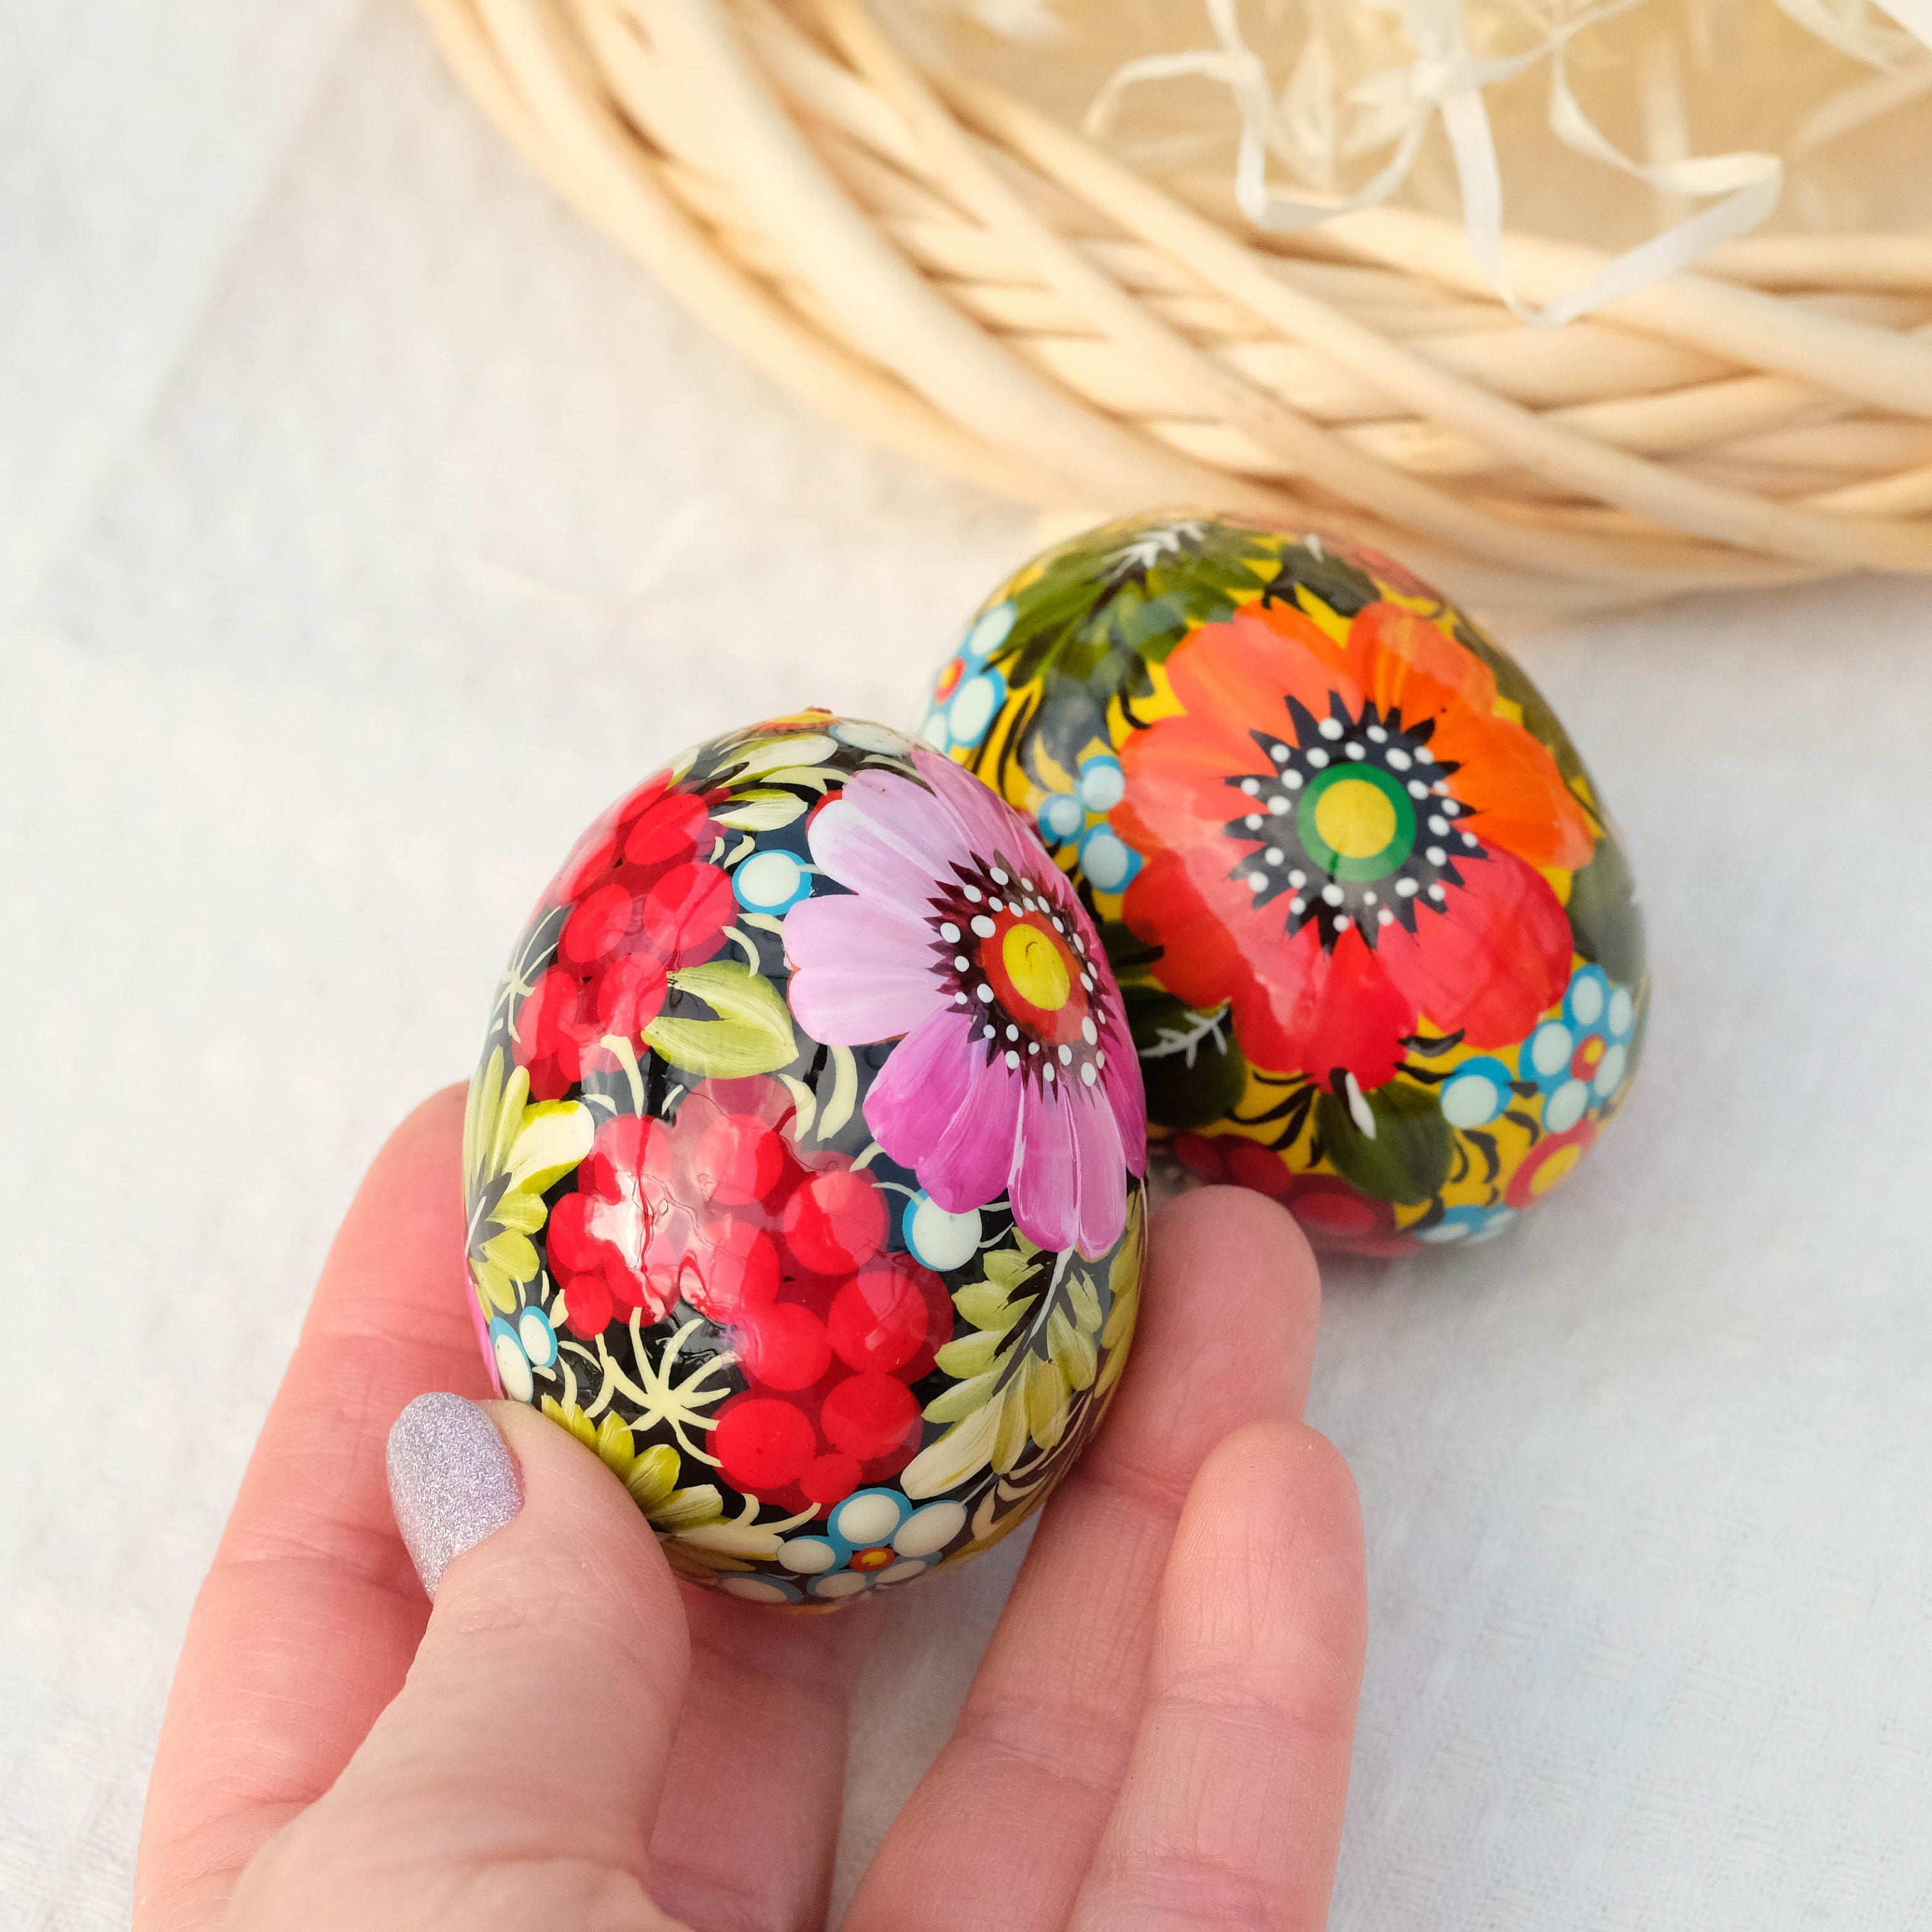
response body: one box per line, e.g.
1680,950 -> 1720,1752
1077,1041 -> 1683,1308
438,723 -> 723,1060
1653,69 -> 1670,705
5,4 -> 1931,1927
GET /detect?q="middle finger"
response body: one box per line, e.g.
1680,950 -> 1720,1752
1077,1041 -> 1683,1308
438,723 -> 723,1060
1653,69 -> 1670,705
845,1186 -> 1321,1932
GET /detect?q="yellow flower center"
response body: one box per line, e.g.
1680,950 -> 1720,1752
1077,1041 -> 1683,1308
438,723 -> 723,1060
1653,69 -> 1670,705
1313,777 -> 1400,860
1001,922 -> 1072,1012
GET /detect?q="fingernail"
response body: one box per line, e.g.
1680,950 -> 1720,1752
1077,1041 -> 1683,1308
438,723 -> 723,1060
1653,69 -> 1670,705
386,1393 -> 522,1598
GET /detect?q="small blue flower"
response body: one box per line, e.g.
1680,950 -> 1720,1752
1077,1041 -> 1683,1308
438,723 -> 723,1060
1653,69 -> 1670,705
1437,1056 -> 1515,1129
1028,752 -> 1141,895
1604,981 -> 1637,1043
1514,963 -> 1638,1132
902,1191 -> 983,1273
777,1488 -> 969,1600
1038,792 -> 1085,843
1075,753 -> 1126,813
517,1303 -> 559,1370
1416,1203 -> 1519,1244
489,1303 -> 560,1405
1564,965 -> 1613,1034
922,663 -> 1008,755
732,847 -> 813,916
488,1317 -> 535,1403
1077,822 -> 1140,894
1521,1019 -> 1577,1091
962,601 -> 1017,664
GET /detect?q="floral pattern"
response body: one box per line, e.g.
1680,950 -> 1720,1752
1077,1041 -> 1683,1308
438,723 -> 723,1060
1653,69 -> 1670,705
931,514 -> 1649,1252
464,714 -> 1146,1604
511,773 -> 739,1103
462,1047 -> 593,1317
785,743 -> 1145,1260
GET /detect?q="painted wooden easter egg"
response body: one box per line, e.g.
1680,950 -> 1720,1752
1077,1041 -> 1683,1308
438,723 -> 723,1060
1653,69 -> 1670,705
921,515 -> 1647,1256
463,713 -> 1147,1603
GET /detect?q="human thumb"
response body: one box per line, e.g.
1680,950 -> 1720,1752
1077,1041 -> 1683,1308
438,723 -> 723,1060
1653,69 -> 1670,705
223,1394 -> 692,1931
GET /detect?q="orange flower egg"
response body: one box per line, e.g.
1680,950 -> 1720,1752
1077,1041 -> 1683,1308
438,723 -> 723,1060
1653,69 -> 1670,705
921,514 -> 1649,1255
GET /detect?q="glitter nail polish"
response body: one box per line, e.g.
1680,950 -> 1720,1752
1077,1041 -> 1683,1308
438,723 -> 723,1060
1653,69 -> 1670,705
386,1392 -> 522,1597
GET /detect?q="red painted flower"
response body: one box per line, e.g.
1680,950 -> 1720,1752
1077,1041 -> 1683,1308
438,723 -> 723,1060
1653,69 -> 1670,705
513,772 -> 736,1101
1171,1132 -> 1419,1255
1116,599 -> 1594,1090
1506,1119 -> 1599,1211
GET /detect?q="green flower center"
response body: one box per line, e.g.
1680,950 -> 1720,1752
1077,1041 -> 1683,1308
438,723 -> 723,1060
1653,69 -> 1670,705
1297,765 -> 1416,881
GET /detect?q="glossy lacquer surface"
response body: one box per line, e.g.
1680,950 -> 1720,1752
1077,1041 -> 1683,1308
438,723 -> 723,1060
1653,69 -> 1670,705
465,715 -> 1147,1603
923,516 -> 1647,1255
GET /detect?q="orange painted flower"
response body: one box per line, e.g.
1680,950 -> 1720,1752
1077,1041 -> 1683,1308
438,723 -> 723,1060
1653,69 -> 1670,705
1115,598 -> 1595,1090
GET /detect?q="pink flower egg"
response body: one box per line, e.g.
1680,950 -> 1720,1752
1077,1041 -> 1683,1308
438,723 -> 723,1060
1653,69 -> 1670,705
462,713 -> 1148,1604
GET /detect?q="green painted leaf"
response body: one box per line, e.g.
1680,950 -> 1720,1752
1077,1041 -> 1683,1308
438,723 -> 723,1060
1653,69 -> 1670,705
934,1329 -> 1004,1379
922,1370 -> 1002,1426
1274,542 -> 1379,617
505,1099 -> 594,1194
649,1485 -> 724,1531
1565,835 -> 1647,985
954,1283 -> 1023,1332
1097,918 -> 1162,975
711,788 -> 807,831
493,1191 -> 547,1233
1001,517 -> 1282,695
901,1397 -> 1002,1499
482,1227 -> 539,1282
1128,988 -> 1249,1132
1315,1079 -> 1452,1206
644,961 -> 796,1079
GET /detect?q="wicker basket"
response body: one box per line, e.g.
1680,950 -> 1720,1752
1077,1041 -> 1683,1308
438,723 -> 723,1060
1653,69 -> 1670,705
419,0 -> 1932,616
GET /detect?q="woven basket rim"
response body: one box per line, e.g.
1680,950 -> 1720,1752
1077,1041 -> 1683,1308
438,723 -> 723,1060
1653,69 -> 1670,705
420,0 -> 1932,616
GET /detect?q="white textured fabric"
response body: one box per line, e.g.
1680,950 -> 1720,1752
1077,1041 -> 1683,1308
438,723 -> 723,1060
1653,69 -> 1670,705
3,4 -> 1930,1928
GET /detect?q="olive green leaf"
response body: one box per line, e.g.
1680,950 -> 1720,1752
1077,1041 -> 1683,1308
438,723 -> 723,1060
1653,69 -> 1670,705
1130,989 -> 1249,1132
1096,919 -> 1163,976
933,1327 -> 1005,1380
1565,835 -> 1647,986
1003,516 -> 1283,694
922,1368 -> 1003,1426
643,960 -> 796,1079
721,731 -> 838,777
901,1397 -> 1005,1500
1316,1077 -> 1452,1206
901,1238 -> 1106,1500
1273,541 -> 1380,618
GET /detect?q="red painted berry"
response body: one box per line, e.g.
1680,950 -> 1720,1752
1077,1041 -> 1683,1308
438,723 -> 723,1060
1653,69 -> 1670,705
782,1169 -> 887,1276
828,1260 -> 933,1375
820,1374 -> 919,1461
800,1453 -> 863,1510
683,1218 -> 779,1323
735,1303 -> 833,1391
713,1396 -> 815,1493
697,1113 -> 789,1208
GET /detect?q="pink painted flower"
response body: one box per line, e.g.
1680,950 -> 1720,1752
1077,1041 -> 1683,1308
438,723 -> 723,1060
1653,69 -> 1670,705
784,747 -> 1145,1258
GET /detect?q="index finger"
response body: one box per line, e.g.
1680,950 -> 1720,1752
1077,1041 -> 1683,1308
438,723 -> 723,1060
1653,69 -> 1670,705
135,1086 -> 489,1932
